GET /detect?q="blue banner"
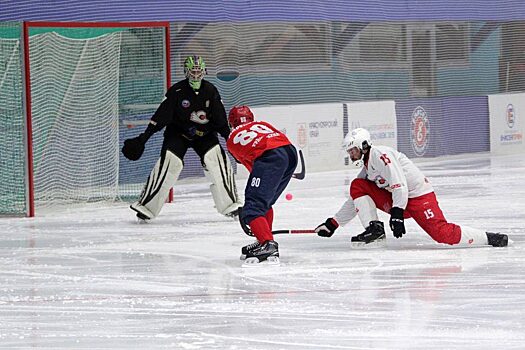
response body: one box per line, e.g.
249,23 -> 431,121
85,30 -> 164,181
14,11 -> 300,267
396,97 -> 489,157
2,0 -> 525,21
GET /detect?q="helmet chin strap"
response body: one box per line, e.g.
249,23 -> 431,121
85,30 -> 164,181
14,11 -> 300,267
352,158 -> 364,168
351,148 -> 369,168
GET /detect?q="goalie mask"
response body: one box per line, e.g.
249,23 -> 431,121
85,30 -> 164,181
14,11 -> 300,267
343,128 -> 371,168
228,105 -> 254,128
184,55 -> 206,90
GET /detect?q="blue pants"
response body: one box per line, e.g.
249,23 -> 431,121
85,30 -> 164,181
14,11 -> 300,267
241,144 -> 298,224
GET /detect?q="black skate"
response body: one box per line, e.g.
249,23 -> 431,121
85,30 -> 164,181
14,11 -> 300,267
240,241 -> 261,260
486,232 -> 508,247
136,212 -> 150,222
351,221 -> 386,248
130,203 -> 152,223
243,240 -> 280,266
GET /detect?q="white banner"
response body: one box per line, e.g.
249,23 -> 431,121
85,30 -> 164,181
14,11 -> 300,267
252,103 -> 344,173
233,101 -> 398,178
489,93 -> 525,155
345,100 -> 397,149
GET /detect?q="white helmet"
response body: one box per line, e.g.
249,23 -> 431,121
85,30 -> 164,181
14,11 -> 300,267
343,128 -> 372,168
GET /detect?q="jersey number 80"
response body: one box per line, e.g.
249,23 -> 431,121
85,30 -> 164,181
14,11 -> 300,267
233,124 -> 273,146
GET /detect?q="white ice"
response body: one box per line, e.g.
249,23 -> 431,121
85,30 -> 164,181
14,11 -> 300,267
1,153 -> 525,349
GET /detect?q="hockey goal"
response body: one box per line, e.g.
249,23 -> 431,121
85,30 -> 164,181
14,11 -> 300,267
3,21 -> 170,216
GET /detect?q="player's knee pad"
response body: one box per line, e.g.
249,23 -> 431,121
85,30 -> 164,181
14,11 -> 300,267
132,150 -> 183,219
203,144 -> 242,216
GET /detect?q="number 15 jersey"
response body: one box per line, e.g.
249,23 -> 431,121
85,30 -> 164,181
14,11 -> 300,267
227,121 -> 292,172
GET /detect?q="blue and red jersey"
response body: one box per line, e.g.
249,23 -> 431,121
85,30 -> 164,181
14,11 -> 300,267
227,121 -> 291,172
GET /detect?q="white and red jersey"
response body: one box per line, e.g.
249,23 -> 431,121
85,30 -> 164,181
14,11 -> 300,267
357,145 -> 434,209
227,121 -> 291,171
334,145 -> 434,226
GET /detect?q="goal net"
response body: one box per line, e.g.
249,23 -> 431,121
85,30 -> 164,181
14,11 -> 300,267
0,22 -> 25,216
1,22 -> 170,216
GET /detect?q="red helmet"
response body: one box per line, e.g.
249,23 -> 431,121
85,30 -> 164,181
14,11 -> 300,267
228,105 -> 254,128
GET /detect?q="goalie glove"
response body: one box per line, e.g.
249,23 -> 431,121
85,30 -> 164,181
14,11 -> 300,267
122,125 -> 155,161
315,218 -> 339,237
389,207 -> 406,238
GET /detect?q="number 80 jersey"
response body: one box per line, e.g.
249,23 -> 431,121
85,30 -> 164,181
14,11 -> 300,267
227,121 -> 291,172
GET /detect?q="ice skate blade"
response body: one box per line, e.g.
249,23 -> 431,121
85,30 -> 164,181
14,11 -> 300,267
242,256 -> 280,267
351,238 -> 386,249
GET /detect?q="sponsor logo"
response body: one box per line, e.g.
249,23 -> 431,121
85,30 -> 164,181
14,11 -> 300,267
500,103 -> 523,144
190,110 -> 209,124
182,99 -> 190,108
309,119 -> 338,137
506,103 -> 515,128
410,106 -> 430,156
373,175 -> 388,188
297,123 -> 308,148
500,133 -> 523,143
350,121 -> 395,141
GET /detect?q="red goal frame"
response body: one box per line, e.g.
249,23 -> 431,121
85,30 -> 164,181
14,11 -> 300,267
22,21 -> 171,217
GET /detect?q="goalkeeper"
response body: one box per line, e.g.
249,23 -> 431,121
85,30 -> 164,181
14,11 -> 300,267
122,56 -> 242,221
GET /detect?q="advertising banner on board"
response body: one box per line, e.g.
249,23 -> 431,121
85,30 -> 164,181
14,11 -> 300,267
488,93 -> 524,155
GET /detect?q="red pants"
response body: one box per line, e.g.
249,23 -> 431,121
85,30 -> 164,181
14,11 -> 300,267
350,178 -> 461,245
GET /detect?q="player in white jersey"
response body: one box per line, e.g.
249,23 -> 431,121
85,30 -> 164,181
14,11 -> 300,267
314,128 -> 508,248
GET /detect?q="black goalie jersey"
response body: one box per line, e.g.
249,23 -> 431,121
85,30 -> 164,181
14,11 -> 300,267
150,79 -> 230,140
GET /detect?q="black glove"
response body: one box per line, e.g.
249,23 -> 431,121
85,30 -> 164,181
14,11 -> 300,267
122,124 -> 157,161
122,134 -> 148,161
315,218 -> 339,237
389,207 -> 405,238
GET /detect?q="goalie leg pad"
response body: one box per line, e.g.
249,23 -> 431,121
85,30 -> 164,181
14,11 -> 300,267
203,145 -> 242,216
132,150 -> 183,219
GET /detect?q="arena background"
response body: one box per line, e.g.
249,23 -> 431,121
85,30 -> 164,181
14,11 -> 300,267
1,1 -> 524,215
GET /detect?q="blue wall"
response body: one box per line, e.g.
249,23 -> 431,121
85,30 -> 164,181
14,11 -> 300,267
2,1 -> 525,21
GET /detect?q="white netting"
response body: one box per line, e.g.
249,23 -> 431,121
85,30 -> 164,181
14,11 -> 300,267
26,25 -> 168,213
29,31 -> 121,208
0,22 -> 25,215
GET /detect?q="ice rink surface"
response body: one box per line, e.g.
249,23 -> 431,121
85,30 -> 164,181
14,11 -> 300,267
1,153 -> 525,349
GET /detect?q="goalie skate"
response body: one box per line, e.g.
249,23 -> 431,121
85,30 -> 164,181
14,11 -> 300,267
351,221 -> 386,248
242,240 -> 280,267
130,202 -> 153,223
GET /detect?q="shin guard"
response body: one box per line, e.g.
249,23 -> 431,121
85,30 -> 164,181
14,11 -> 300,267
354,195 -> 379,228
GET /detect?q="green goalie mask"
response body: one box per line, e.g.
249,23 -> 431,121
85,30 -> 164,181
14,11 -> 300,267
184,55 -> 206,90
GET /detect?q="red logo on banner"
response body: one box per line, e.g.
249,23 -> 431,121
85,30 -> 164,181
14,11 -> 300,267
411,106 -> 430,156
297,123 -> 307,149
506,104 -> 515,128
